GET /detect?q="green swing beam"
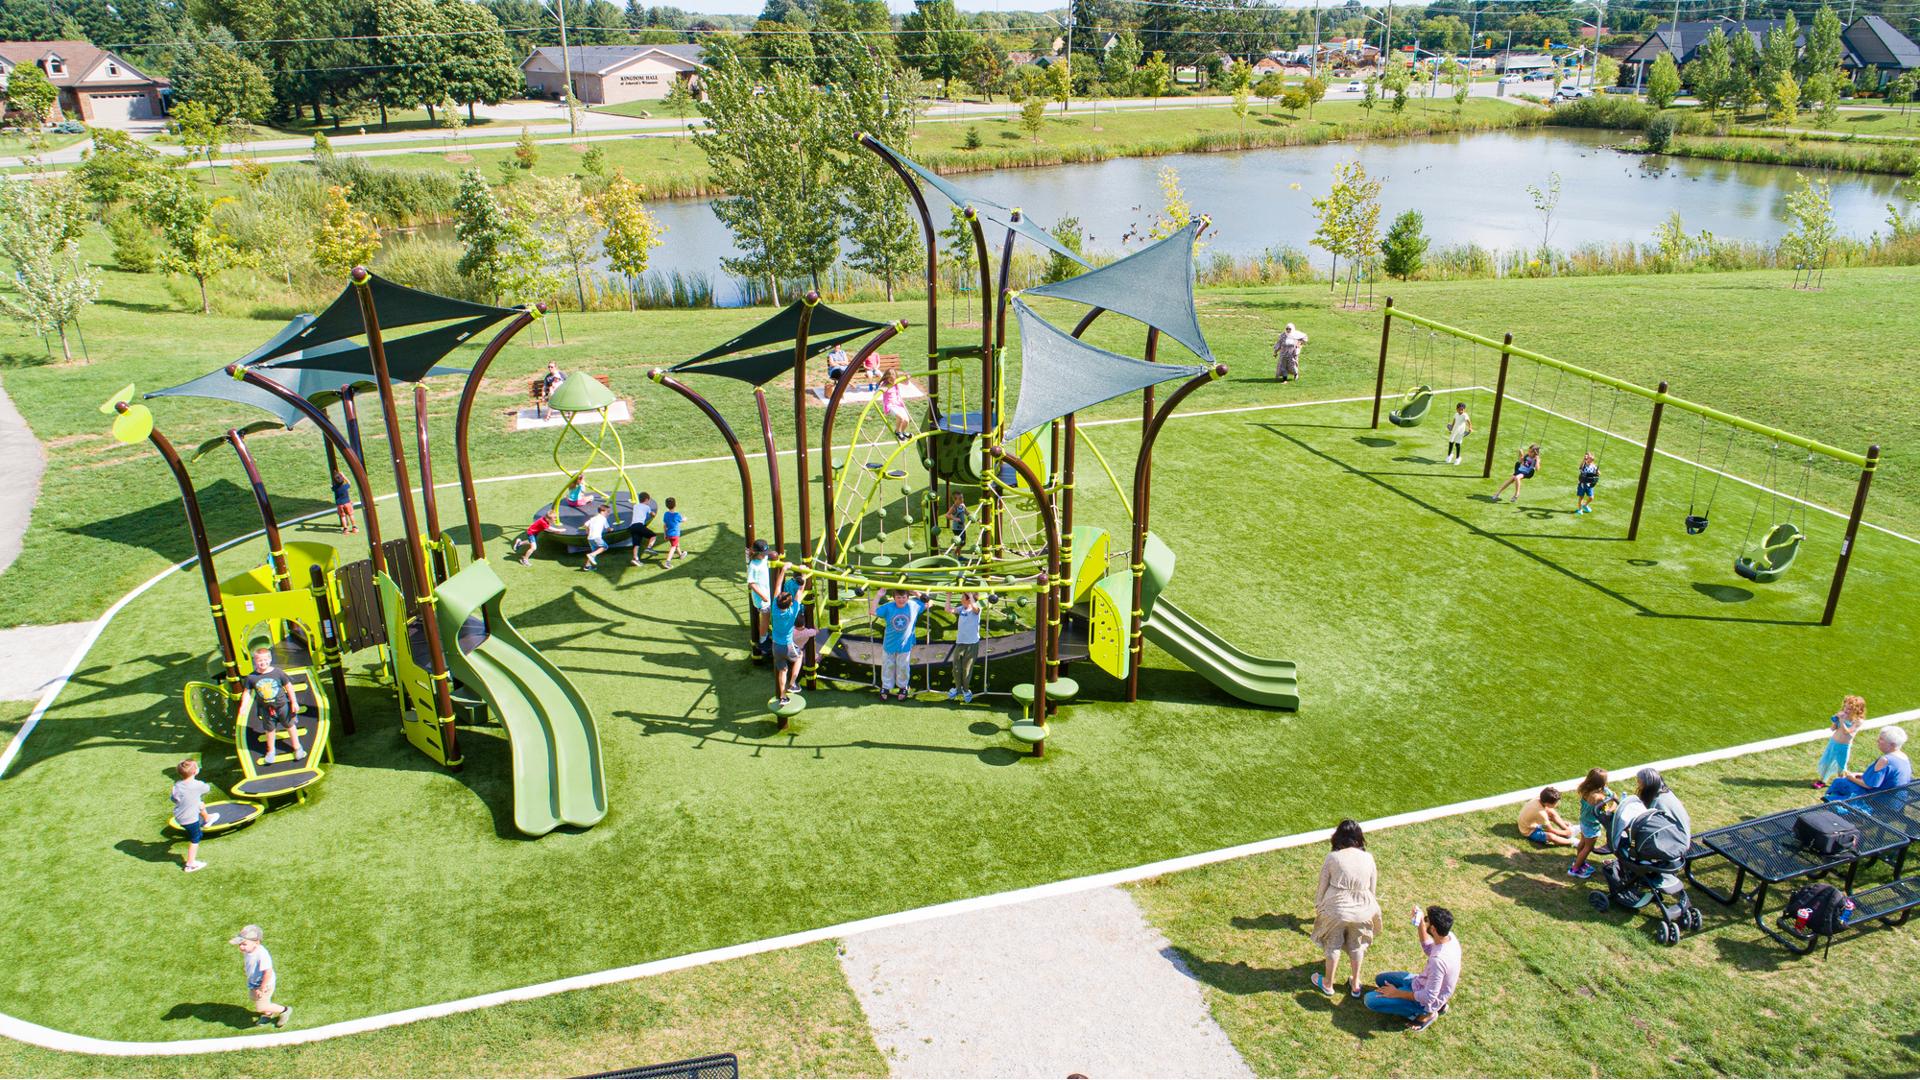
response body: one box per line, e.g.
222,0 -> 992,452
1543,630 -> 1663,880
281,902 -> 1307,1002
1371,299 -> 1881,627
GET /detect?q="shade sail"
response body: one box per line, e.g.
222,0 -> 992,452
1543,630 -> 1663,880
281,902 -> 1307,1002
148,363 -> 468,429
1021,221 -> 1212,362
864,137 -> 1088,269
1005,299 -> 1207,438
680,299 -> 886,369
257,316 -> 500,381
250,273 -> 517,365
671,328 -> 874,386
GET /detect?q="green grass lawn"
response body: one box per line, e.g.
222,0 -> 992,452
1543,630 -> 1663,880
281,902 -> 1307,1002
0,130 -> 91,157
592,100 -> 699,121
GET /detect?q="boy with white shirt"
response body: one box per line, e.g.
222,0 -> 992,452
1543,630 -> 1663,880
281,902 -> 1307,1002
581,504 -> 611,571
945,592 -> 982,703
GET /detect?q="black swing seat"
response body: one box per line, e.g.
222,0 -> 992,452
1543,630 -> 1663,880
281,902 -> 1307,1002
1388,385 -> 1434,428
1734,523 -> 1803,583
1684,513 -> 1710,535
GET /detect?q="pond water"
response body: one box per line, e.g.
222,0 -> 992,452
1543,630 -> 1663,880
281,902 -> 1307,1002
476,127 -> 1907,306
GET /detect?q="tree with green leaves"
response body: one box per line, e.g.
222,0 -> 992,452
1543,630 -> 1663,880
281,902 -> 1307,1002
1254,72 -> 1285,113
1804,71 -> 1841,125
1302,75 -> 1327,117
1140,51 -> 1172,108
1145,165 -> 1202,247
1360,76 -> 1378,117
901,0 -> 973,91
435,0 -> 522,121
3,62 -> 57,132
1311,160 -> 1380,296
172,39 -> 273,122
1045,56 -> 1073,113
453,168 -> 512,301
1782,174 -> 1835,287
1019,97 -> 1048,142
1768,71 -> 1801,124
595,171 -> 664,310
1646,52 -> 1681,110
514,127 -> 539,170
1526,171 -> 1561,256
689,41 -> 840,305
664,81 -> 695,121
1447,57 -> 1469,112
312,184 -> 382,276
1725,32 -> 1758,115
1760,15 -> 1799,117
1801,6 -> 1844,81
939,205 -> 974,300
172,102 -> 221,182
375,0 -> 448,123
1380,208 -> 1428,280
1103,29 -> 1142,88
1042,214 -> 1083,283
0,177 -> 97,361
523,174 -> 599,309
836,44 -> 919,301
1382,55 -> 1411,113
141,173 -> 257,313
1885,169 -> 1920,239
1684,27 -> 1734,116
1886,71 -> 1915,127
74,130 -> 165,208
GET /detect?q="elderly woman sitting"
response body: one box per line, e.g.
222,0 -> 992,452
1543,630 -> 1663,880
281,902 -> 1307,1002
1824,726 -> 1912,802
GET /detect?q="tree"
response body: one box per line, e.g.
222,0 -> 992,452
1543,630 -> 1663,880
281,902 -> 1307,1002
1782,174 -> 1835,286
1768,71 -> 1801,125
435,0 -> 522,120
1019,97 -> 1048,142
173,101 -> 221,182
1046,55 -> 1073,113
74,129 -> 165,208
1683,26 -> 1733,116
1760,13 -> 1800,116
3,62 -> 57,131
1801,5 -> 1844,82
1254,72 -> 1285,113
1886,169 -> 1920,239
1103,29 -> 1141,87
172,40 -> 273,122
1042,213 -> 1083,283
1231,83 -> 1250,130
1139,51 -> 1172,108
141,173 -> 257,313
530,175 -> 599,309
689,42 -> 839,305
1302,75 -> 1327,117
1526,171 -> 1561,255
454,168 -> 512,301
312,184 -> 382,277
1144,165 -> 1202,247
1726,31 -> 1757,115
1886,71 -> 1916,128
1594,52 -> 1621,91
1360,76 -> 1378,117
374,0 -> 449,122
1311,160 -> 1380,295
900,0 -> 973,91
514,127 -> 539,170
1646,52 -> 1681,110
1382,55 -> 1411,113
0,178 -> 98,361
836,44 -> 919,301
1447,58 -> 1469,112
1804,71 -> 1841,125
1651,210 -> 1695,271
594,171 -> 664,310
1380,208 -> 1428,279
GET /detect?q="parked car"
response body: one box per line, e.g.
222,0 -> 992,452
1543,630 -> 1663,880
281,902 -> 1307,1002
1553,86 -> 1592,101
1342,80 -> 1364,93
1498,73 -> 1526,85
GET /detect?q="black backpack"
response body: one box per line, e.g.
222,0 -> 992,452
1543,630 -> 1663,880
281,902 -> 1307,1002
1784,882 -> 1854,942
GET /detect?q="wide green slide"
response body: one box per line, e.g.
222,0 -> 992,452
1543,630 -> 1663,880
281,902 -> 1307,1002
1142,598 -> 1301,710
434,559 -> 608,836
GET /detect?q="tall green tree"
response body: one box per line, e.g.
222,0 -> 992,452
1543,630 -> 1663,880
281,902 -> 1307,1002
1683,26 -> 1734,116
1139,51 -> 1172,107
901,0 -> 973,91
435,0 -> 522,120
3,63 -> 57,131
172,39 -> 274,121
835,45 -> 919,302
312,183 -> 382,276
453,168 -> 512,301
1760,14 -> 1799,117
1380,208 -> 1428,280
594,171 -> 664,310
690,41 -> 840,305
1102,28 -> 1142,87
0,177 -> 98,362
374,0 -> 448,123
1646,52 -> 1681,109
1801,6 -> 1844,81
262,0 -> 376,128
1727,29 -> 1759,115
172,101 -> 221,180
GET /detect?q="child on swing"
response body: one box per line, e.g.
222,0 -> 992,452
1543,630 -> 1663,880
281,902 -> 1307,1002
1493,444 -> 1540,504
1574,452 -> 1600,515
1444,403 -> 1471,466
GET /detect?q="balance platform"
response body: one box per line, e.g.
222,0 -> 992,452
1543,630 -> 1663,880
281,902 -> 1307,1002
535,491 -> 644,549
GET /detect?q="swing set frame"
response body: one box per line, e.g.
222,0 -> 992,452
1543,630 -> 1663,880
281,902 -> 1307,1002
1371,299 -> 1881,626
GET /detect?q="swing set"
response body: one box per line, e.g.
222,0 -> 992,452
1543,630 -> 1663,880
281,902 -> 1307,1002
1370,299 -> 1883,626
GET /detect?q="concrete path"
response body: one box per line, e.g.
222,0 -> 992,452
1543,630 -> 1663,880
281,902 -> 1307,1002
0,621 -> 95,702
838,886 -> 1253,1079
0,384 -> 43,576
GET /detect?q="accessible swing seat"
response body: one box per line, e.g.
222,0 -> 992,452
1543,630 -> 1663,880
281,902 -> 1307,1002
1387,385 -> 1434,428
1734,523 -> 1804,584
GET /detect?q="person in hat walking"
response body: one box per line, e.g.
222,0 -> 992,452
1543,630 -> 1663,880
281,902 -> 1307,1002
229,925 -> 292,1028
1274,323 -> 1309,382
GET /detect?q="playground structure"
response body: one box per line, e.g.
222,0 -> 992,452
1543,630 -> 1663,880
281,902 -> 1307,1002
647,137 -> 1300,753
535,373 -> 644,551
120,275 -> 607,837
1368,301 -> 1882,626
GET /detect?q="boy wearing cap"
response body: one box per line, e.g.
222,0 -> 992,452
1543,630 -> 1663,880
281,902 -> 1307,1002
230,925 -> 292,1028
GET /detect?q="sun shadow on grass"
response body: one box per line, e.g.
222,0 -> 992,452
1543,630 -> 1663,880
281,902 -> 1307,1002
1230,911 -> 1310,934
161,1001 -> 259,1028
115,838 -> 179,864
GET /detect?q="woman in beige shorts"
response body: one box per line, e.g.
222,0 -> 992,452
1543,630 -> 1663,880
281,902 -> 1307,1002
1311,819 -> 1382,998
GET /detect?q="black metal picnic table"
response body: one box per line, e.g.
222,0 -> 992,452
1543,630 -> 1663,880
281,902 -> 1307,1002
1684,795 -> 1913,954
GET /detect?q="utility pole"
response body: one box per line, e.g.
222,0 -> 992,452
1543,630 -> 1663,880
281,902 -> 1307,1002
556,0 -> 576,136
1312,0 -> 1321,77
1382,0 -> 1394,61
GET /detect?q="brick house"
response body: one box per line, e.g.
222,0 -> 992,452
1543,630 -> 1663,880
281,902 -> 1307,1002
0,40 -> 167,125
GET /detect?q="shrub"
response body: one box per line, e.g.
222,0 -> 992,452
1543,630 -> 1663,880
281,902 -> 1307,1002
1544,94 -> 1654,130
1380,209 -> 1429,279
1645,114 -> 1677,153
962,125 -> 983,150
105,210 -> 156,272
374,236 -> 489,303
310,155 -> 458,226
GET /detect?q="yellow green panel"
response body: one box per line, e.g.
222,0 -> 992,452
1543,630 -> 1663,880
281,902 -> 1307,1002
1088,571 -> 1130,678
1068,525 -> 1110,604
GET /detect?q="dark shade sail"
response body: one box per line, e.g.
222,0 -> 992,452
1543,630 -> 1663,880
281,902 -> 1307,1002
257,315 -> 500,381
679,299 -> 886,369
149,363 -> 469,430
250,273 -> 517,365
671,328 -> 874,386
864,138 -> 1089,269
1021,221 -> 1212,362
1005,299 -> 1207,438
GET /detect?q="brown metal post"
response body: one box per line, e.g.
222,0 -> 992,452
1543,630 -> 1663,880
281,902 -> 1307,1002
753,388 -> 786,555
123,404 -> 240,688
652,371 -> 759,649
226,430 -> 291,591
452,309 -> 540,561
1482,334 -> 1512,480
341,386 -> 364,461
792,293 -> 818,665
234,368 -> 385,574
1127,365 -> 1228,702
351,268 -> 460,767
820,323 -> 908,633
968,210 -> 994,422
859,135 -> 938,401
413,385 -> 447,583
309,561 -> 356,734
1370,299 -> 1394,430
996,446 -> 1060,721
1627,381 -> 1667,543
1822,445 -> 1879,626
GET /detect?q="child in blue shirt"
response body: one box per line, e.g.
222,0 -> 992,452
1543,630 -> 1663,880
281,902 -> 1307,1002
770,578 -> 809,705
331,470 -> 356,535
872,589 -> 927,700
660,498 -> 685,569
1575,453 -> 1600,515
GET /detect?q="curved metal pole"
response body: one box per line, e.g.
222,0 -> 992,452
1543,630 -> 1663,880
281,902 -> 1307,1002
351,268 -> 459,766
988,444 -> 1061,717
1126,364 -> 1228,702
341,386 -> 364,461
453,308 -> 540,562
792,292 -> 816,590
119,403 -> 240,688
226,429 -> 291,591
651,371 -> 759,654
1059,305 -> 1107,666
819,322 -> 907,632
414,384 -> 447,584
966,209 -> 994,427
753,387 -> 786,555
232,367 -> 385,573
858,134 -> 938,399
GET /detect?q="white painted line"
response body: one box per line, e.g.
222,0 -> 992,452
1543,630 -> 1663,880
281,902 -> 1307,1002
6,703 -> 1913,1056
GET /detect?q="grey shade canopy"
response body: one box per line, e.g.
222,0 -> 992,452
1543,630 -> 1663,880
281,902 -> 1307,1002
250,273 -> 517,365
679,298 -> 886,369
1005,299 -> 1207,438
1021,221 -> 1212,362
148,362 -> 468,429
864,137 -> 1089,270
255,315 -> 500,380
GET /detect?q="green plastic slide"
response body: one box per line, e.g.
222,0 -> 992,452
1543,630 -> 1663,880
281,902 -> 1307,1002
434,559 -> 607,836
1142,598 -> 1300,710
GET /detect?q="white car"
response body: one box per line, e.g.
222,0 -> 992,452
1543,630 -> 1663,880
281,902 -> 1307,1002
1553,86 -> 1592,101
1343,81 -> 1364,93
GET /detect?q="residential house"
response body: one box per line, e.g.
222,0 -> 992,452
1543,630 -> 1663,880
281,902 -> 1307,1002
521,44 -> 705,105
1622,18 -> 1795,79
0,40 -> 166,125
1840,14 -> 1920,88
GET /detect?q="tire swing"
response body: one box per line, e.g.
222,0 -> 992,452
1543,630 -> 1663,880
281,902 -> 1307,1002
1388,331 -> 1435,428
1733,443 -> 1812,584
1683,413 -> 1736,535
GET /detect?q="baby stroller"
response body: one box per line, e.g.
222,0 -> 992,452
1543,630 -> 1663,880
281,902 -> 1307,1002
1587,794 -> 1701,946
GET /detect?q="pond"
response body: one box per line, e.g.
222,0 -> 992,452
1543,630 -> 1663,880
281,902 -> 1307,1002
486,127 -> 1907,306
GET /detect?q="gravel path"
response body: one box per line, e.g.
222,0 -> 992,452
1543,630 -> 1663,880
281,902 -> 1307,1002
838,885 -> 1253,1079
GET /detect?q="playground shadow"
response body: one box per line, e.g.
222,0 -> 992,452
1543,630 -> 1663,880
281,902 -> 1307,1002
1257,423 -> 1818,628
65,479 -> 333,562
619,707 -> 1025,767
1694,582 -> 1756,604
160,1002 -> 259,1029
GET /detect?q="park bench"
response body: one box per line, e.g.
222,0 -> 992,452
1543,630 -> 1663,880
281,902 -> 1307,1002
530,373 -> 611,417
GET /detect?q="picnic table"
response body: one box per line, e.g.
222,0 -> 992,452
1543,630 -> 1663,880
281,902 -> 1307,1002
1686,785 -> 1918,954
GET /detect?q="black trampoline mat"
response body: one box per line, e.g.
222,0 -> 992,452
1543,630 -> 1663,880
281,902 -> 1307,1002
233,769 -> 322,797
